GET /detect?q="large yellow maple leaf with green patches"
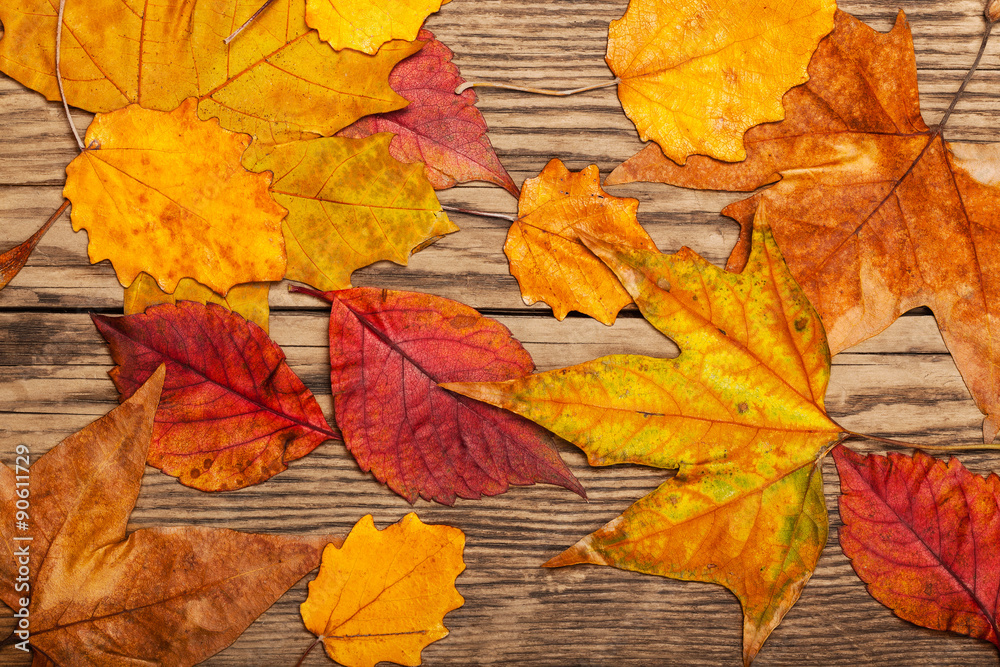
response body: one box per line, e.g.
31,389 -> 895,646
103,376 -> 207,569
445,211 -> 846,665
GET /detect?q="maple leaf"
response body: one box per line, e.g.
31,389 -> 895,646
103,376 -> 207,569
63,99 -> 286,296
300,513 -> 465,667
0,0 -> 420,144
606,10 -> 1000,443
834,446 -> 1000,653
93,302 -> 338,492
505,159 -> 657,325
0,367 -> 340,665
293,285 -> 585,505
338,28 -> 519,197
124,273 -> 272,333
307,0 -> 450,55
245,134 -> 457,292
605,0 -> 836,163
444,214 -> 843,664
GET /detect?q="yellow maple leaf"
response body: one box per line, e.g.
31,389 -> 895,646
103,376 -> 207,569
307,0 -> 450,54
246,135 -> 457,291
64,99 -> 287,295
507,159 -> 658,325
124,273 -> 272,333
606,0 -> 836,163
0,0 -> 419,144
301,513 -> 465,667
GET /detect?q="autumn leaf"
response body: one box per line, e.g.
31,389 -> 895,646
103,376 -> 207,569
0,367 -> 341,665
0,201 -> 65,290
93,302 -> 338,491
124,273 -> 272,333
0,0 -> 420,143
505,159 -> 657,325
300,513 -> 465,667
606,0 -> 836,163
444,214 -> 843,664
63,99 -> 286,296
294,285 -> 585,505
834,446 -> 1000,652
245,134 -> 456,292
607,10 -> 1000,443
307,0 -> 449,55
338,29 -> 519,196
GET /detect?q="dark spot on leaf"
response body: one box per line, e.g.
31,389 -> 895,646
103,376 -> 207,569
737,402 -> 748,414
794,316 -> 808,332
450,314 -> 477,330
203,457 -> 213,469
717,328 -> 726,336
190,468 -> 201,479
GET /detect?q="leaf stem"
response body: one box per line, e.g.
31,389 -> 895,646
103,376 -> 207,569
440,204 -> 515,222
455,78 -> 620,97
224,0 -> 275,45
844,430 -> 1000,452
55,0 -> 84,151
936,20 -> 994,132
295,635 -> 323,667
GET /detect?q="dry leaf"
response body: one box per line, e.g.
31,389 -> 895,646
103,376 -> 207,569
246,135 -> 456,292
606,0 -> 836,163
0,209 -> 60,290
307,0 -> 449,54
506,159 -> 657,325
63,99 -> 287,295
607,10 -> 1000,442
0,367 -> 340,664
301,513 -> 465,667
124,273 -> 271,333
0,0 -> 419,144
445,214 -> 842,664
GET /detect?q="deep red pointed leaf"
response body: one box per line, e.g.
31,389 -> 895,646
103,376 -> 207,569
294,285 -> 584,505
834,445 -> 1000,650
92,302 -> 338,492
338,29 -> 519,198
0,201 -> 65,290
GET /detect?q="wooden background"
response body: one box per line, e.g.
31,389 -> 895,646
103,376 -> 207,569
2,0 -> 999,664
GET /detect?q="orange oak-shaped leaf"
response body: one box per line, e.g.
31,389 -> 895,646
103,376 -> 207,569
93,302 -> 338,491
506,159 -> 656,325
64,100 -> 286,296
124,272 -> 271,333
307,0 -> 449,54
301,513 -> 464,667
0,0 -> 419,143
445,216 -> 843,664
606,0 -> 835,163
834,446 -> 1000,652
294,285 -> 584,505
338,29 -> 518,196
246,135 -> 457,292
607,10 -> 1000,442
0,367 -> 341,665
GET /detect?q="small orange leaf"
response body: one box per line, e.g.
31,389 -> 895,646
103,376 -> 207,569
307,0 -> 449,54
301,513 -> 465,667
507,159 -> 657,325
0,201 -> 65,290
63,99 -> 287,295
124,273 -> 271,333
606,0 -> 836,163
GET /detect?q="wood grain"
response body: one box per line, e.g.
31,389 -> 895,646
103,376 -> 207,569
1,0 -> 999,665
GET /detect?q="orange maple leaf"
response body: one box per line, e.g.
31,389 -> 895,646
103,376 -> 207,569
446,214 -> 844,665
300,513 -> 465,667
607,10 -> 1000,442
0,367 -> 340,665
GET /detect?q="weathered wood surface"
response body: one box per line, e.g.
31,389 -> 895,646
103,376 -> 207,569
1,0 -> 999,664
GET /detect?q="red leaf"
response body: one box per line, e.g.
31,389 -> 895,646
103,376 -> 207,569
338,29 -> 519,198
92,302 -> 338,492
0,201 -> 66,290
834,445 -> 1000,650
294,285 -> 584,505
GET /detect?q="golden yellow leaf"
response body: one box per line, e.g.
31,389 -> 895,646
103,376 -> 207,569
0,0 -> 420,144
124,273 -> 272,333
301,513 -> 465,667
507,159 -> 657,325
307,0 -> 450,54
246,135 -> 456,291
63,99 -> 287,295
606,0 -> 836,163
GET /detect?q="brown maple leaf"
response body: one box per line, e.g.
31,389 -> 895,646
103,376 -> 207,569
0,367 -> 340,665
607,10 -> 1000,442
